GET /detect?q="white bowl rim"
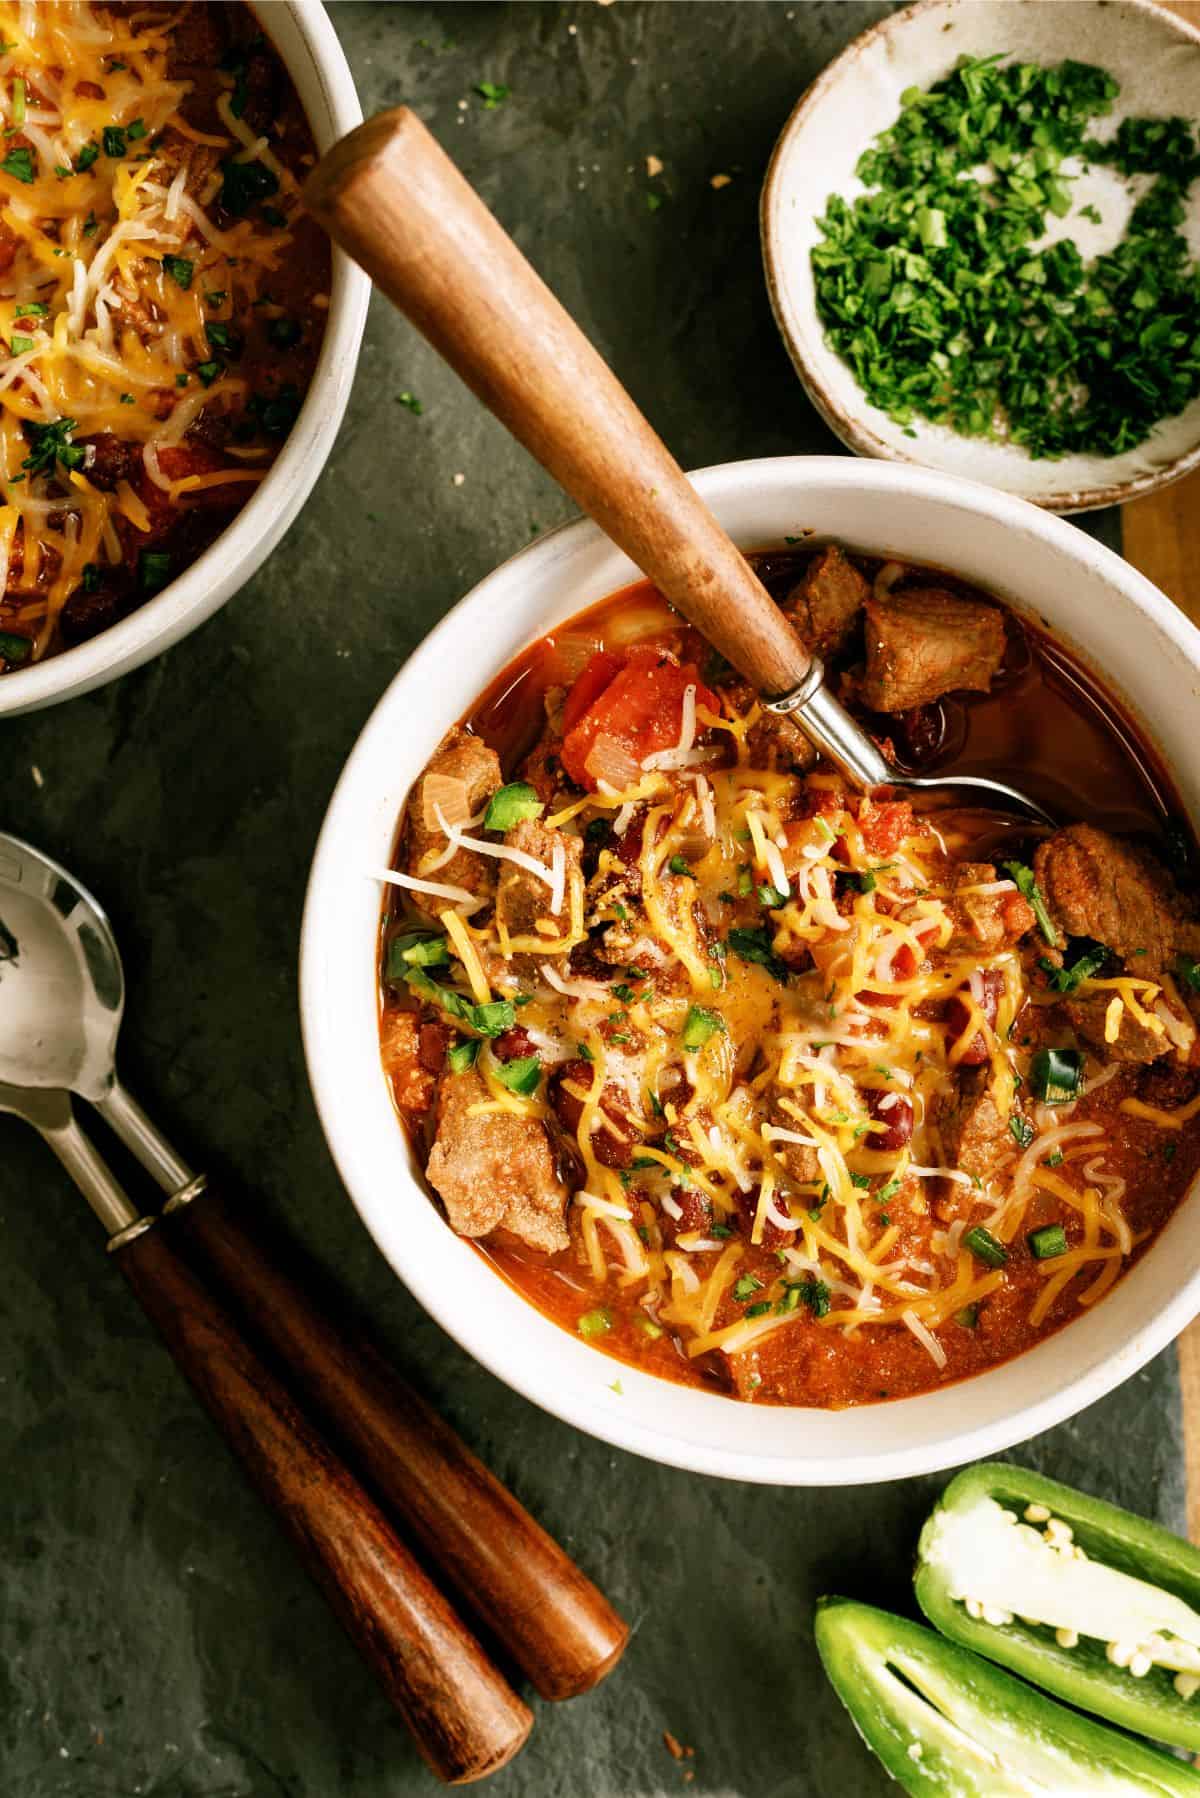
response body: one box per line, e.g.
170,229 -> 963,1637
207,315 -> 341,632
0,0 -> 371,716
301,455 -> 1200,1484
759,0 -> 1200,516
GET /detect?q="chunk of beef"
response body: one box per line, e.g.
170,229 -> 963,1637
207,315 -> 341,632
1062,992 -> 1171,1064
768,1091 -> 820,1185
722,678 -> 817,772
1034,825 -> 1200,973
941,862 -> 1036,956
403,726 -> 502,919
380,1010 -> 438,1114
783,543 -> 869,661
79,432 -> 142,493
426,1069 -> 570,1253
932,1067 -> 1015,1198
496,820 -> 583,940
860,588 -> 1006,713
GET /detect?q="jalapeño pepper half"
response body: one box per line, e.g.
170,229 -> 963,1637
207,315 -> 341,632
815,1597 -> 1200,1796
916,1462 -> 1200,1752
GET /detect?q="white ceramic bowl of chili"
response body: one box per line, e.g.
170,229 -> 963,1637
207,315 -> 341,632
302,457 -> 1200,1485
0,0 -> 370,718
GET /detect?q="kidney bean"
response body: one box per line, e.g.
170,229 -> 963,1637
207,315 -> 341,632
944,969 -> 1003,1065
867,1089 -> 913,1151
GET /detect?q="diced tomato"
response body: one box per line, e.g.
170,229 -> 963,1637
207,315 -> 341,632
560,646 -> 718,790
856,797 -> 914,857
562,650 -> 625,732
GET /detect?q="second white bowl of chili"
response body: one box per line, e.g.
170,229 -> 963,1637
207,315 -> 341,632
0,0 -> 369,716
302,457 -> 1200,1484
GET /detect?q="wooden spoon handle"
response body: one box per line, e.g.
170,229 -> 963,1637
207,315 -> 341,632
113,1221 -> 532,1784
304,106 -> 812,699
164,1183 -> 629,1701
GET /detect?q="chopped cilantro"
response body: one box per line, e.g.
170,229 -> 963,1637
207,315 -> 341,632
267,315 -> 302,349
1,145 -> 34,183
1009,1113 -> 1035,1149
728,925 -> 787,982
102,125 -> 127,158
744,1300 -> 772,1319
577,1042 -> 594,1062
74,142 -> 98,172
397,390 -> 423,414
475,81 -> 510,108
22,418 -> 84,476
195,359 -> 222,387
1039,941 -> 1110,991
14,302 -> 46,318
163,254 -> 194,290
1004,860 -> 1058,944
1173,954 -> 1200,993
733,1274 -> 763,1303
9,332 -> 32,354
668,854 -> 694,878
218,153 -> 279,217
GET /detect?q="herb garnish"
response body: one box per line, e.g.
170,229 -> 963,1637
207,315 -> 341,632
812,55 -> 1200,460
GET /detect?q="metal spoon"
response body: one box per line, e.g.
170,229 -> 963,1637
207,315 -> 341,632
0,831 -> 197,1201
304,107 -> 1055,827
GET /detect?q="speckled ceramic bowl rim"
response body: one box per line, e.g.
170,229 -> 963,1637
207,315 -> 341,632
302,457 -> 1200,1485
0,0 -> 371,718
760,0 -> 1200,515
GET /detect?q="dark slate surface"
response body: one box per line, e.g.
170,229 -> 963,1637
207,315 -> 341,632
0,4 -> 1169,1795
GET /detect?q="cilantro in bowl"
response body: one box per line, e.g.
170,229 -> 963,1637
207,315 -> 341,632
811,54 -> 1200,460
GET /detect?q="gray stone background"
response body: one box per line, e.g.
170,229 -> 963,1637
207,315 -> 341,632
0,4 -> 1179,1795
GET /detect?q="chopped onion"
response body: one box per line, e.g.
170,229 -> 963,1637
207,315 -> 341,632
422,773 -> 471,833
585,733 -> 641,791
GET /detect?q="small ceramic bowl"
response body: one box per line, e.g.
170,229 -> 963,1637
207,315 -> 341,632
761,0 -> 1200,513
301,457 -> 1200,1486
0,0 -> 370,718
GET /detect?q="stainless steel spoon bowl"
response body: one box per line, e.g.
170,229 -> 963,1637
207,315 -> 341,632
0,833 -> 195,1197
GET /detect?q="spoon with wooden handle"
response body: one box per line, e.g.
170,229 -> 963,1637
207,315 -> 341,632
0,830 -> 627,1705
303,107 -> 1051,825
0,1082 -> 530,1786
